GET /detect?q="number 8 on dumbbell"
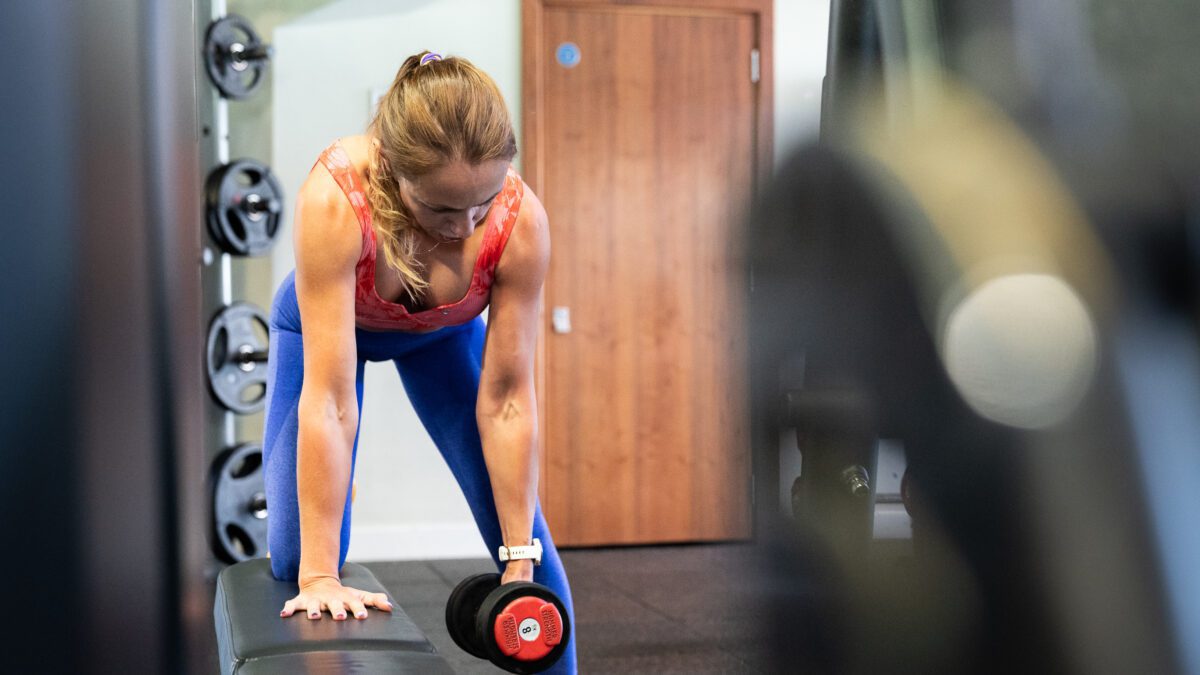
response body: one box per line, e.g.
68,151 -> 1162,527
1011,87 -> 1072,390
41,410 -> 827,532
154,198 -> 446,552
445,573 -> 570,674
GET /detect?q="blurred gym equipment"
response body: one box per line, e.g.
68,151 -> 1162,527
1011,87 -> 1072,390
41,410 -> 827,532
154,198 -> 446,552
0,2 -> 209,672
204,14 -> 274,100
750,1 -> 1200,674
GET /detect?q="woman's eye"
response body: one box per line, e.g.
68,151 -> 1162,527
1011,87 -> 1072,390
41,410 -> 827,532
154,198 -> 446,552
426,199 -> 492,214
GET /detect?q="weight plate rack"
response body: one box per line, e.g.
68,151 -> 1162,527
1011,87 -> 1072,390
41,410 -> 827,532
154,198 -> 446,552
201,4 -> 277,567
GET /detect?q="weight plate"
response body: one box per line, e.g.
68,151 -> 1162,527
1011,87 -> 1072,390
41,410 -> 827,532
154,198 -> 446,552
477,581 -> 571,674
446,573 -> 501,660
205,159 -> 283,256
206,302 -> 270,415
203,14 -> 271,100
211,443 -> 268,563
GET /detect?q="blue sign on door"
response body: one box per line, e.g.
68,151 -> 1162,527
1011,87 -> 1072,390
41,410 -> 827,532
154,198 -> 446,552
556,42 -> 581,69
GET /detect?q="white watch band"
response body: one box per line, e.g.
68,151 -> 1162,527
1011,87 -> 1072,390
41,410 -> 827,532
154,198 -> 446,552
498,538 -> 543,565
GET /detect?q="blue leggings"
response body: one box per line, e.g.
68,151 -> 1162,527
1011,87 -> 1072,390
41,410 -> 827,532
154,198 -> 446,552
262,270 -> 577,674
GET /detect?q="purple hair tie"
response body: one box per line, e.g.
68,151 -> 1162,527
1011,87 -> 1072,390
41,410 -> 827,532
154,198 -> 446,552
420,52 -> 443,66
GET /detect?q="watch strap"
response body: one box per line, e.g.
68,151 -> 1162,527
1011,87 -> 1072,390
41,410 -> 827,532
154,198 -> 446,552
498,538 -> 543,565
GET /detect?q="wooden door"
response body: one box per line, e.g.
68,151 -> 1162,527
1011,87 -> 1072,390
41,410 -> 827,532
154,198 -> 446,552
524,1 -> 771,545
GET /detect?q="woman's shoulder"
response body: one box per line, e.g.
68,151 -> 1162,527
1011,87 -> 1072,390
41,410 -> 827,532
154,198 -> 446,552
298,155 -> 353,216
295,156 -> 364,272
513,177 -> 546,233
502,166 -> 540,224
327,135 -> 374,175
494,174 -> 549,283
299,135 -> 371,205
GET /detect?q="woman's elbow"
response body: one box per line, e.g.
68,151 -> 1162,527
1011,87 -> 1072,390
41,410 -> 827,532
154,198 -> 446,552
299,387 -> 359,431
476,389 -> 534,426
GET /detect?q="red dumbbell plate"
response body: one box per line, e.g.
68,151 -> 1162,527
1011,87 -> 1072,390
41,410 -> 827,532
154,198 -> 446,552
478,581 -> 571,674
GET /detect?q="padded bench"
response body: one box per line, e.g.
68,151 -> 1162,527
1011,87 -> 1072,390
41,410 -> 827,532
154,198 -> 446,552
214,559 -> 455,674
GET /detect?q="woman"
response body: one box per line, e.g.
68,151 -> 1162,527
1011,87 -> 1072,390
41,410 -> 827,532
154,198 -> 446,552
262,51 -> 576,672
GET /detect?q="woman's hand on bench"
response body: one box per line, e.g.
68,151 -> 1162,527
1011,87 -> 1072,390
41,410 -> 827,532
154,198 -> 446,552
279,576 -> 394,620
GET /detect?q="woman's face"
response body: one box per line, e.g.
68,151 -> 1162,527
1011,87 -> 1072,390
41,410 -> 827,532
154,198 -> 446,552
398,158 -> 509,244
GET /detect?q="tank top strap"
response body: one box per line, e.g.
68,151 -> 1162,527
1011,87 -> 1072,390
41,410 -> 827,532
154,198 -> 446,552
479,168 -> 525,275
315,140 -> 374,239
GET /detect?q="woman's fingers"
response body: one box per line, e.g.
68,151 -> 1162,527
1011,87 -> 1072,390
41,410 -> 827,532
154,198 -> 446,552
339,586 -> 392,616
327,598 -> 348,621
280,586 -> 393,619
365,592 -> 393,612
346,596 -> 368,620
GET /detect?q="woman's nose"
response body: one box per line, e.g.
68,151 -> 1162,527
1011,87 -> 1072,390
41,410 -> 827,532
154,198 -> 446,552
447,214 -> 475,239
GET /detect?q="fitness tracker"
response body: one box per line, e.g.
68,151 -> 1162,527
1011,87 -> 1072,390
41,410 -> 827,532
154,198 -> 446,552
498,538 -> 543,565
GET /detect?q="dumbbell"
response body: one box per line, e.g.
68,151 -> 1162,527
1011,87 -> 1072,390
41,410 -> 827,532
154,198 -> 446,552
445,573 -> 570,674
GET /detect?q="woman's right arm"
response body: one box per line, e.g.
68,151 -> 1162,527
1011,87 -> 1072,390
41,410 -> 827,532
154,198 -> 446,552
280,175 -> 391,621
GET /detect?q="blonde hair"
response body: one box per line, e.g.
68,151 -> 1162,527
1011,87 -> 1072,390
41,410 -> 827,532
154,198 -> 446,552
366,51 -> 518,303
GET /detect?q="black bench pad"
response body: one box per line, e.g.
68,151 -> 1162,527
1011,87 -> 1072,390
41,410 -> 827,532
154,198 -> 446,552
214,559 -> 454,675
235,650 -> 457,674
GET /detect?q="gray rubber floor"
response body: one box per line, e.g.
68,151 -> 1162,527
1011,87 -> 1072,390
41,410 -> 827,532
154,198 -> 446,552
363,543 -> 770,674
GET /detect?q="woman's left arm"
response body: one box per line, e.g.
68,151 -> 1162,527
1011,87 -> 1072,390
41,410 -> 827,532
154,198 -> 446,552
477,190 -> 551,584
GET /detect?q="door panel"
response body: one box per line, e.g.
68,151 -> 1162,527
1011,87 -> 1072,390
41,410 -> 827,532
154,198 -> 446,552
538,5 -> 756,545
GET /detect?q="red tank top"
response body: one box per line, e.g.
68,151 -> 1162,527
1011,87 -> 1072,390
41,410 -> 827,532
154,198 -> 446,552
315,140 -> 524,332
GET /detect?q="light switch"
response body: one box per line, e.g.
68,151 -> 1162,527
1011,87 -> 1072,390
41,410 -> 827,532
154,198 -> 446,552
552,306 -> 572,334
